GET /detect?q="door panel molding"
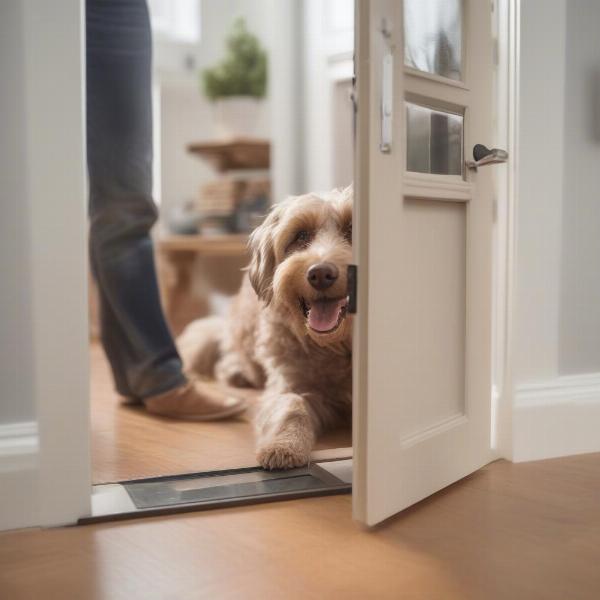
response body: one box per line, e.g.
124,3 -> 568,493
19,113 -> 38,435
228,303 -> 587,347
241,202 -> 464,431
404,173 -> 472,202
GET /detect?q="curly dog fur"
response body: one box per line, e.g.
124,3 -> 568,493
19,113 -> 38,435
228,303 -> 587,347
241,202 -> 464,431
177,186 -> 353,469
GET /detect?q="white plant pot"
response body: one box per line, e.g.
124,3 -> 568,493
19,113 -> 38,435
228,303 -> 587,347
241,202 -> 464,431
213,96 -> 262,140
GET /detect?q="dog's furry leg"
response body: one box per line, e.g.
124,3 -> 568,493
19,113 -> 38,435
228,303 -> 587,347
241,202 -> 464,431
176,316 -> 223,377
215,352 -> 262,388
255,391 -> 319,470
215,353 -> 260,387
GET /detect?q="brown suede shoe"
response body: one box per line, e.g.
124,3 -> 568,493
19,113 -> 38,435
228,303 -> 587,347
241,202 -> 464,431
143,378 -> 247,421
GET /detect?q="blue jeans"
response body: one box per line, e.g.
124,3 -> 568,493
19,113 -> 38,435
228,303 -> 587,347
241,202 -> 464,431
86,0 -> 186,400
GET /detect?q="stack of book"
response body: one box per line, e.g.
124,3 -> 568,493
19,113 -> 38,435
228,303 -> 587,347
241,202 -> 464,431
197,178 -> 270,234
187,138 -> 272,235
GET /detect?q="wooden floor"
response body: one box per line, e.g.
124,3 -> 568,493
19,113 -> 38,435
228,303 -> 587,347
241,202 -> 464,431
91,342 -> 351,483
2,453 -> 600,599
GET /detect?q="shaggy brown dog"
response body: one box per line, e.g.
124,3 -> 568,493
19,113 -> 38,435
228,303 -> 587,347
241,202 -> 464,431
177,187 -> 353,469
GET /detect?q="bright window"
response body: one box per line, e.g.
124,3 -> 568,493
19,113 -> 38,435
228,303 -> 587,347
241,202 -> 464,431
147,0 -> 201,44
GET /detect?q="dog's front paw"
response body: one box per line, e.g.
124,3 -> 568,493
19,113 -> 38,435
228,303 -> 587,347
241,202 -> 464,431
257,442 -> 310,470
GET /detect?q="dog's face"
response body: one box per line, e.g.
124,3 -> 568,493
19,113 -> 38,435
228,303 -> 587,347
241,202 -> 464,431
249,187 -> 353,347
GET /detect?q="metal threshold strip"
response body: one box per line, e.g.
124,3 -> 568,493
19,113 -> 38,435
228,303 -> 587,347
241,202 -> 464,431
82,454 -> 352,524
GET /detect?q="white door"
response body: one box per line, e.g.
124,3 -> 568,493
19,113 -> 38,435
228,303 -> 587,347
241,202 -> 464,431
353,0 -> 499,525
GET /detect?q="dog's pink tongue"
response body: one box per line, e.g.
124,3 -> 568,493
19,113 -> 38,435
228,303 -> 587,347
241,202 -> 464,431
308,300 -> 345,332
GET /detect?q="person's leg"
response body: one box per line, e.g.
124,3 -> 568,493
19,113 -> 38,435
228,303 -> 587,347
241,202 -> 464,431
86,0 -> 246,419
86,0 -> 186,400
89,253 -> 135,398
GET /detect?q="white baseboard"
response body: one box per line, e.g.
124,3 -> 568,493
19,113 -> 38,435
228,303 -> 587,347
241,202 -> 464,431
514,373 -> 600,462
0,421 -> 39,531
0,421 -> 38,470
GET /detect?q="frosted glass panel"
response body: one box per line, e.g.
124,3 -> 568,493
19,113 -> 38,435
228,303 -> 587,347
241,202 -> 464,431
406,103 -> 463,176
404,0 -> 463,81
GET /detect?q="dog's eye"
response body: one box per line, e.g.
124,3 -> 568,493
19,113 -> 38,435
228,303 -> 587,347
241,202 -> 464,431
344,223 -> 352,244
287,229 -> 312,252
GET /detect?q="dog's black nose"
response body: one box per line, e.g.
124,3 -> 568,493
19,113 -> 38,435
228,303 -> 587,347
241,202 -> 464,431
307,262 -> 339,290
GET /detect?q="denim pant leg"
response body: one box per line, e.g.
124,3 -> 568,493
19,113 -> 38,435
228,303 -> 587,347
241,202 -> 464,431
86,0 -> 186,400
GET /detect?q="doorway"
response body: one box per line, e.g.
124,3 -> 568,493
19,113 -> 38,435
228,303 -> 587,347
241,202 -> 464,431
5,0 -> 516,529
89,0 -> 356,495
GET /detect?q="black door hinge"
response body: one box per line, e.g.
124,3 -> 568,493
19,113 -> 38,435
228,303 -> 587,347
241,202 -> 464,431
347,264 -> 358,314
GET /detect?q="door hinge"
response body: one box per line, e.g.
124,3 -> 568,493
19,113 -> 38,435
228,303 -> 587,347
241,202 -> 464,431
347,265 -> 358,314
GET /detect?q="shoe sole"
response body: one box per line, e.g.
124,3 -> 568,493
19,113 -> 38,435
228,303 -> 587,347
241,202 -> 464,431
146,399 -> 248,421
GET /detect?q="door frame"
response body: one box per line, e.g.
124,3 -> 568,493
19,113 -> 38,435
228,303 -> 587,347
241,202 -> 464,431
2,0 -> 520,530
0,0 -> 91,531
29,0 -> 92,527
352,0 -> 519,521
491,0 -> 520,461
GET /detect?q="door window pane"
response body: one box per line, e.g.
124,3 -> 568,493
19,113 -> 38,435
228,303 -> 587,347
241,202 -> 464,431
406,102 -> 463,176
404,0 -> 463,81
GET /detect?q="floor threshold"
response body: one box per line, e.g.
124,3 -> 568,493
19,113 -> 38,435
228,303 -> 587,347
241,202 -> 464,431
83,458 -> 352,524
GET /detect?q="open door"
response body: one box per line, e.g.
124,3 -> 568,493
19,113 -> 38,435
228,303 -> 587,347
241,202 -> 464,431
353,0 -> 499,525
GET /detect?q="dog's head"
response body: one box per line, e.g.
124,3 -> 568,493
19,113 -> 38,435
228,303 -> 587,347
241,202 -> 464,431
248,187 -> 353,347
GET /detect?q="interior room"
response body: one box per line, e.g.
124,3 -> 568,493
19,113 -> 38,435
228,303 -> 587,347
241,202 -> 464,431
89,0 -> 356,484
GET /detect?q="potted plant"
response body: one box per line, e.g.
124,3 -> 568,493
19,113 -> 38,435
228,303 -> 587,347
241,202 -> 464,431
201,18 -> 268,140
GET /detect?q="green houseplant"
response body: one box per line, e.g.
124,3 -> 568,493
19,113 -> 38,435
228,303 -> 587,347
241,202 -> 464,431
201,18 -> 268,139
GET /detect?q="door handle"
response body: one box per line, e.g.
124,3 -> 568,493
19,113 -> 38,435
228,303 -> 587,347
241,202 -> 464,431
466,144 -> 508,170
380,51 -> 393,153
379,18 -> 393,154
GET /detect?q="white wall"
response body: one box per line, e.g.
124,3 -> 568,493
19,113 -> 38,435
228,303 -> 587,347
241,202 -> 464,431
0,0 -> 35,425
302,0 -> 354,193
515,0 -> 600,385
268,0 -> 305,201
559,0 -> 600,375
510,0 -> 600,461
513,0 -> 566,385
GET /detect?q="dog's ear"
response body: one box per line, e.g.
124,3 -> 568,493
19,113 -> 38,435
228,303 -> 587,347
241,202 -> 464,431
248,205 -> 280,304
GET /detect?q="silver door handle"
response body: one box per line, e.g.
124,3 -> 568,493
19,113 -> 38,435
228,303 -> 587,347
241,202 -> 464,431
379,18 -> 393,154
380,50 -> 393,153
466,144 -> 508,170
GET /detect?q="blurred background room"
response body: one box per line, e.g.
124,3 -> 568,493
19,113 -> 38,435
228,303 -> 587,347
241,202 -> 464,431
89,0 -> 354,337
89,0 -> 355,482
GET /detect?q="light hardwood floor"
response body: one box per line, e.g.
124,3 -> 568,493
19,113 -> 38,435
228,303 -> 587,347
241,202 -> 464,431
2,453 -> 600,599
91,342 -> 351,483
